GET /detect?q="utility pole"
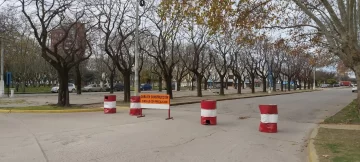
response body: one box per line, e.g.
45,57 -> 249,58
0,37 -> 4,97
313,67 -> 316,90
134,0 -> 140,96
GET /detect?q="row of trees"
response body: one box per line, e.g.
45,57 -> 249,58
0,0 -> 347,107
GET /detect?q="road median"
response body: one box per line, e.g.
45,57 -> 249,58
170,89 -> 318,106
0,89 -> 317,113
0,106 -> 129,113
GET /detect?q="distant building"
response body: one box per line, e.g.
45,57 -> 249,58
49,22 -> 86,58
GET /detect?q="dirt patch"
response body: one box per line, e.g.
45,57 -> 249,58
239,116 -> 251,120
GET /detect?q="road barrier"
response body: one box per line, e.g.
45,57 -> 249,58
130,96 -> 142,116
104,95 -> 116,114
139,94 -> 172,119
259,104 -> 278,133
200,100 -> 217,125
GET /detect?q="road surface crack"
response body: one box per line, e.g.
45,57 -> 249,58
157,131 -> 219,149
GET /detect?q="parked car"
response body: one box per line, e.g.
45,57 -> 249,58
140,83 -> 152,91
352,86 -> 357,92
105,83 -> 124,91
333,84 -> 340,87
320,84 -> 329,88
82,84 -> 103,92
51,83 -> 76,93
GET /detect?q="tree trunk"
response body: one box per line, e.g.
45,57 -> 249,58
123,72 -> 131,102
109,71 -> 114,94
75,65 -> 82,94
57,69 -> 70,107
158,76 -> 162,92
287,77 -> 291,91
196,74 -> 202,97
299,80 -> 302,90
294,80 -> 297,90
204,78 -> 208,90
165,75 -> 173,99
219,76 -> 225,95
272,77 -> 277,92
280,80 -> 284,91
251,75 -> 255,93
304,80 -> 307,90
191,81 -> 195,91
137,73 -> 141,93
22,82 -> 25,93
225,78 -> 228,90
176,80 -> 181,91
262,76 -> 266,92
236,76 -> 242,94
308,79 -> 311,89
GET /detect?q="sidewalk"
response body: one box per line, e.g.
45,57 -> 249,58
319,124 -> 360,130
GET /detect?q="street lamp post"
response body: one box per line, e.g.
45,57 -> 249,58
0,37 -> 4,97
313,66 -> 316,90
134,0 -> 140,96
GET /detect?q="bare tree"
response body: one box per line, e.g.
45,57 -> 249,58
182,23 -> 211,96
230,48 -> 246,94
141,7 -> 183,99
210,32 -> 233,95
174,51 -> 189,91
269,39 -> 286,92
89,0 -> 151,102
255,40 -> 271,92
289,0 -> 360,112
282,48 -> 304,91
243,45 -> 259,94
150,64 -> 163,92
19,0 -> 95,106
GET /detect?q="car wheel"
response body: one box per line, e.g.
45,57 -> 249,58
71,89 -> 75,93
88,89 -> 92,92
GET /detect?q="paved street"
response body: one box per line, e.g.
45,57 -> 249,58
0,88 -> 355,162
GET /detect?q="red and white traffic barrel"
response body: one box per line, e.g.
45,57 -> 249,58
104,95 -> 116,114
259,104 -> 278,133
130,96 -> 142,116
201,100 -> 217,125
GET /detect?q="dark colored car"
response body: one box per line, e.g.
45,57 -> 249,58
333,84 -> 340,87
140,84 -> 152,91
106,83 -> 124,91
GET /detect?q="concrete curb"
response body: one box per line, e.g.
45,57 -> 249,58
308,126 -> 319,162
0,106 -> 129,113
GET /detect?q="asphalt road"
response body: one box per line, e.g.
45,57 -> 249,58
0,88 -> 355,162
